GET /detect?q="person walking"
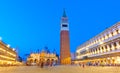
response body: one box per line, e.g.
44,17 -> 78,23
40,61 -> 44,68
82,64 -> 85,68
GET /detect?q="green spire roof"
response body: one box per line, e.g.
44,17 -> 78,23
63,9 -> 67,17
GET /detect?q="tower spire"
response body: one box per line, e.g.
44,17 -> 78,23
63,9 -> 67,17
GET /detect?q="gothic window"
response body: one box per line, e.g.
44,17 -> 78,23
113,42 -> 117,47
105,45 -> 107,51
116,29 -> 119,34
111,32 -> 113,36
99,47 -> 101,50
101,46 -> 104,52
109,44 -> 112,51
107,34 -> 109,37
103,36 -> 105,40
95,48 -> 97,53
119,41 -> 120,45
113,42 -> 117,50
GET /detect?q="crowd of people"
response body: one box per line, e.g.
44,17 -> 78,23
38,59 -> 57,68
77,62 -> 120,67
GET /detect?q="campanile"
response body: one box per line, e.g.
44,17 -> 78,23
60,9 -> 71,64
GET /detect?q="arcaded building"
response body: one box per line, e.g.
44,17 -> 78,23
76,22 -> 120,65
0,40 -> 20,66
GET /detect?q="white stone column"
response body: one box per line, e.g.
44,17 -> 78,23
116,41 -> 120,49
107,45 -> 110,52
95,49 -> 97,54
108,31 -> 112,38
111,43 -> 115,51
113,29 -> 117,36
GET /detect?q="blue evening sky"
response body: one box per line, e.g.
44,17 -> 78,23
0,0 -> 120,58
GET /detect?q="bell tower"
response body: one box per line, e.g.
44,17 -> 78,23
60,9 -> 71,64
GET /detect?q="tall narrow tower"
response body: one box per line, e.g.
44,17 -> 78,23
60,9 -> 71,64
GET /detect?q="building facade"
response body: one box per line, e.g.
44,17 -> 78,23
0,40 -> 21,66
26,51 -> 58,66
76,22 -> 120,66
60,10 -> 71,64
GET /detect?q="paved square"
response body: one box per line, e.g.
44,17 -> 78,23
0,65 -> 120,73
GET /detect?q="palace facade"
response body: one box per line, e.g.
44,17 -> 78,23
75,22 -> 120,66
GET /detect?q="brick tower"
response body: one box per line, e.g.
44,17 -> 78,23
60,9 -> 71,65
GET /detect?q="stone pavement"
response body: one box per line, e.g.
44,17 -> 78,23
0,65 -> 120,73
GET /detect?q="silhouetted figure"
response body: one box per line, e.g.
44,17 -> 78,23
40,62 -> 44,68
46,59 -> 50,66
50,59 -> 54,66
82,64 -> 85,68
